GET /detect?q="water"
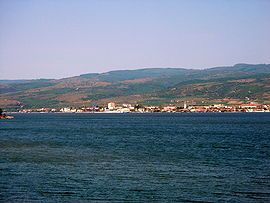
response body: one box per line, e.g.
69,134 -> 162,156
1,113 -> 270,202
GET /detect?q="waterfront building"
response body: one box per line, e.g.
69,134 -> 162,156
108,102 -> 116,110
184,101 -> 187,109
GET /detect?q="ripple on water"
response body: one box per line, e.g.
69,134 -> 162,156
1,113 -> 270,202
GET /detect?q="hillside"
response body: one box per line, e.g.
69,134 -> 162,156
0,64 -> 270,109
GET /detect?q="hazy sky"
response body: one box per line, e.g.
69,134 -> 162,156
0,0 -> 270,79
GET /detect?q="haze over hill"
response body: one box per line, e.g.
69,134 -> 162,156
0,64 -> 270,110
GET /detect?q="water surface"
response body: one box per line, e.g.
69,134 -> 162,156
1,113 -> 270,202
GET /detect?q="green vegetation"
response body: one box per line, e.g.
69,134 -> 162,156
36,88 -> 73,95
6,81 -> 54,92
18,96 -> 59,108
0,63 -> 269,109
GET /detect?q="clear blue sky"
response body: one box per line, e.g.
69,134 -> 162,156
0,0 -> 269,79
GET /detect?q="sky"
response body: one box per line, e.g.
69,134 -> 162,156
0,0 -> 270,79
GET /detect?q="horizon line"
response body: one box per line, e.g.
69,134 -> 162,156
0,63 -> 269,81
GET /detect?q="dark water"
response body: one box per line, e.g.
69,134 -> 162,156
1,113 -> 270,202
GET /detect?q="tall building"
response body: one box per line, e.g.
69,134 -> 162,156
108,102 -> 116,110
184,101 -> 187,109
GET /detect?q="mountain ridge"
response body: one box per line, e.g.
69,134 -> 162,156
1,64 -> 270,109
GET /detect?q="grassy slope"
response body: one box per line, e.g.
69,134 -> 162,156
1,64 -> 269,109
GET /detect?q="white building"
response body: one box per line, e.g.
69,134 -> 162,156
60,107 -> 77,112
108,102 -> 116,110
117,108 -> 130,113
184,101 -> 187,109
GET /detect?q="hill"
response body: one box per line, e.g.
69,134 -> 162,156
0,64 -> 270,109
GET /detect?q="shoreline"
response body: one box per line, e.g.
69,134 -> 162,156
7,111 -> 270,114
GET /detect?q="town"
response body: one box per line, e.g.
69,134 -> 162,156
17,102 -> 270,113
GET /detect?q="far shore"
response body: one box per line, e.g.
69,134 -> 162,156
6,111 -> 270,114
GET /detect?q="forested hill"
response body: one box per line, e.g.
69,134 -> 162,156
1,64 -> 270,109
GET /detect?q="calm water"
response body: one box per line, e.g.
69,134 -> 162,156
1,113 -> 270,202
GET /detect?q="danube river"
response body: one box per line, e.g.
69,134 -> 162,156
1,113 -> 270,202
